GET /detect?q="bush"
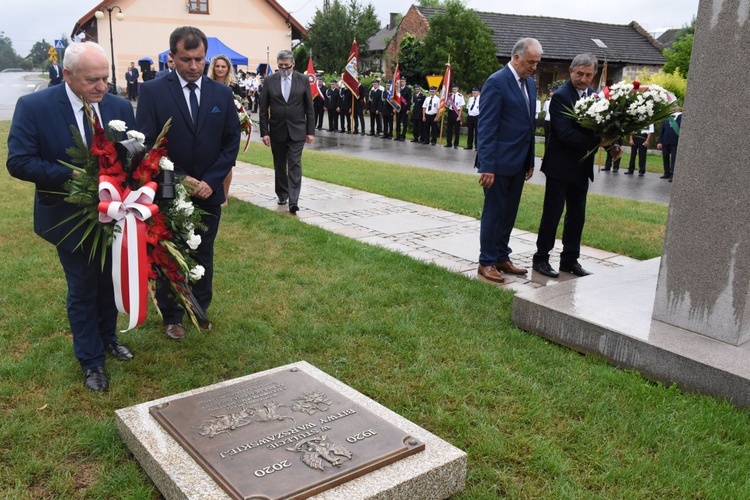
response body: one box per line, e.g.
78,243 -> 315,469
636,69 -> 688,105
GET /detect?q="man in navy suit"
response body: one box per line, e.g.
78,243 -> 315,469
48,62 -> 63,86
7,42 -> 136,392
137,26 -> 240,341
657,111 -> 682,180
259,49 -> 315,214
533,53 -> 602,278
477,38 -> 543,284
155,55 -> 175,79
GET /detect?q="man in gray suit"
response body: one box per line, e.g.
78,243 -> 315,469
259,50 -> 315,214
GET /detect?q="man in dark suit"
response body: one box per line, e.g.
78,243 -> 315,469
259,49 -> 315,215
325,80 -> 339,132
410,84 -> 425,143
313,77 -> 327,130
125,62 -> 139,100
657,111 -> 682,180
367,79 -> 383,136
48,62 -> 63,86
7,42 -> 136,392
532,53 -> 602,278
137,26 -> 241,341
395,76 -> 411,141
338,81 -> 352,133
353,82 -> 366,135
477,38 -> 542,284
155,55 -> 174,78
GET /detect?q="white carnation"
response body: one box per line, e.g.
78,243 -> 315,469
108,120 -> 127,132
189,265 -> 205,280
159,157 -> 174,171
187,232 -> 202,250
126,130 -> 145,144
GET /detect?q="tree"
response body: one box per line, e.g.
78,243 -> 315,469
28,39 -> 54,68
661,17 -> 694,77
304,0 -> 380,74
419,1 -> 499,91
397,34 -> 427,85
0,32 -> 22,71
418,0 -> 449,7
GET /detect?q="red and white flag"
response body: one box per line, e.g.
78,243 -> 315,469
438,61 -> 451,111
305,55 -> 321,100
342,40 -> 360,99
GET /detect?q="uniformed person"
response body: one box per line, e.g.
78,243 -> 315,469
338,80 -> 352,133
353,82 -> 366,135
314,77 -> 327,130
326,80 -> 340,132
367,79 -> 383,136
422,86 -> 439,145
381,81 -> 395,139
445,83 -> 465,148
465,87 -> 480,150
395,75 -> 411,141
410,84 -> 426,143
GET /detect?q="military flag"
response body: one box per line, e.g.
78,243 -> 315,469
342,40 -> 360,99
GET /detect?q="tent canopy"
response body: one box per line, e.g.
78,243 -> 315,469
138,56 -> 153,64
157,37 -> 248,67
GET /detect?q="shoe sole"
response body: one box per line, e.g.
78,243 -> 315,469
477,272 -> 505,284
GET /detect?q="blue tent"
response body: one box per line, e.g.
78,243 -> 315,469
157,37 -> 248,68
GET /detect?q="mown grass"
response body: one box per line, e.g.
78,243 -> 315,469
2,120 -> 750,498
238,144 -> 666,260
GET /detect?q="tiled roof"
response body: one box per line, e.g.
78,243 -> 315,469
417,7 -> 666,65
657,28 -> 681,49
367,26 -> 397,52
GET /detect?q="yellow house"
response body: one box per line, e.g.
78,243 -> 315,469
71,0 -> 306,89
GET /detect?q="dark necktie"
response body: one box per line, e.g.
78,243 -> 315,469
187,82 -> 199,126
82,106 -> 93,147
470,98 -> 476,111
519,78 -> 530,109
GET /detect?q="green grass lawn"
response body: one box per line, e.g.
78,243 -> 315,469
239,144 -> 666,260
3,121 -> 749,498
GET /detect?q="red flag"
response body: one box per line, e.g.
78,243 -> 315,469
392,65 -> 401,108
342,40 -> 360,99
305,56 -> 321,100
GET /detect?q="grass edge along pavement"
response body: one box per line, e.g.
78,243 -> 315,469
4,121 -> 750,498
238,143 -> 666,260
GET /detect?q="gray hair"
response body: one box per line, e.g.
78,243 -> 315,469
63,42 -> 107,73
570,53 -> 598,70
277,50 -> 294,62
511,38 -> 543,58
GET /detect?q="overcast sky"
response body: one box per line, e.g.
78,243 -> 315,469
5,0 -> 699,56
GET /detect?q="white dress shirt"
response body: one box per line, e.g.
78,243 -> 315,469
65,83 -> 101,146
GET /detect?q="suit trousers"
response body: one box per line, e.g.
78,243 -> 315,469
271,140 -> 305,204
466,116 -> 478,149
369,112 -> 382,134
445,112 -> 461,147
314,103 -> 325,129
396,110 -> 409,139
57,247 -> 118,371
157,205 -> 221,324
382,112 -> 393,137
478,168 -> 526,266
339,110 -> 351,132
422,115 -> 437,144
354,108 -> 365,133
534,177 -> 589,264
327,109 -> 338,131
662,143 -> 677,176
411,116 -> 423,141
628,137 -> 647,173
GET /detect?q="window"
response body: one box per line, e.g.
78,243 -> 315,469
188,0 -> 209,14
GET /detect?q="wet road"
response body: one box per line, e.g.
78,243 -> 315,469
0,72 -> 46,120
299,127 -> 672,205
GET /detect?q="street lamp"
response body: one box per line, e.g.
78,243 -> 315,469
95,6 -> 124,93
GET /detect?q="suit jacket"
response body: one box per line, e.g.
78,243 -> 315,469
477,65 -> 537,176
126,68 -> 139,84
659,113 -> 682,145
326,86 -> 340,110
338,87 -> 352,111
368,87 -> 382,112
136,72 -> 241,206
541,79 -> 600,184
259,71 -> 315,143
399,85 -> 412,114
48,64 -> 63,86
7,84 -> 135,251
155,68 -> 170,79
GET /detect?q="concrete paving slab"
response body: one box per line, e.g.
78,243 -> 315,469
351,213 -> 455,235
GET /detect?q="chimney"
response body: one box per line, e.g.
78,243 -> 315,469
389,13 -> 399,29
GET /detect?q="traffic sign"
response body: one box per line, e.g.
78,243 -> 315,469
54,39 -> 65,49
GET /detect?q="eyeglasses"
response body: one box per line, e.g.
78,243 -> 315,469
278,64 -> 293,70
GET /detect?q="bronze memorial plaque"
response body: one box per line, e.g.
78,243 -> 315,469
149,367 -> 424,499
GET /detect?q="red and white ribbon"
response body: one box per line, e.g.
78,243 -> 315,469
98,177 -> 159,331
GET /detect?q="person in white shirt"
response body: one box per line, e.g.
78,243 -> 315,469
422,86 -> 440,145
542,86 -> 556,149
626,124 -> 654,176
464,87 -> 480,150
445,83 -> 465,148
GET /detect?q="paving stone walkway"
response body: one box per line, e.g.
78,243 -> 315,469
230,161 -> 640,293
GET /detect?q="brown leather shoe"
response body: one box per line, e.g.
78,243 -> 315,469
477,264 -> 505,284
165,323 -> 185,341
495,260 -> 528,275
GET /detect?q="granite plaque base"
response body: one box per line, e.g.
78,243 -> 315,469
116,361 -> 466,499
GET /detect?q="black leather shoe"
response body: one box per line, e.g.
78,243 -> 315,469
84,366 -> 108,392
289,204 -> 299,215
601,167 -> 611,171
106,341 -> 133,361
277,198 -> 288,205
624,170 -> 634,175
638,172 -> 645,177
559,261 -> 592,276
532,260 -> 559,278
659,175 -> 671,179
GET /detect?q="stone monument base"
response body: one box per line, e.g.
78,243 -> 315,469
512,259 -> 750,408
116,361 -> 466,499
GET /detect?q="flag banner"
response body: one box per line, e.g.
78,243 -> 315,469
438,62 -> 451,111
391,65 -> 405,109
306,57 -> 321,100
386,86 -> 401,112
342,40 -> 360,99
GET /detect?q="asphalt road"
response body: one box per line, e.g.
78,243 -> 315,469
0,71 -> 46,120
